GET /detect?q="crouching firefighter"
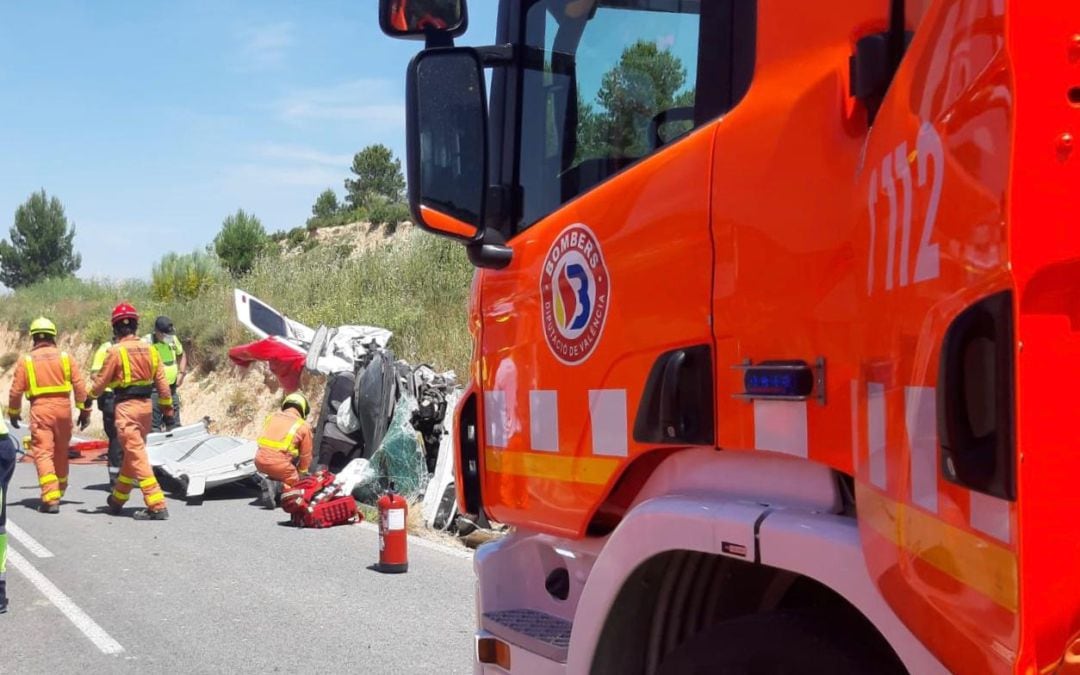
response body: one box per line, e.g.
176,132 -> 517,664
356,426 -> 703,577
6,317 -> 91,513
1,419 -> 17,613
255,393 -> 313,506
90,304 -> 174,521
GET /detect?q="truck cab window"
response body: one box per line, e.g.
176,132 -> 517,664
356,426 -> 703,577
517,0 -> 702,230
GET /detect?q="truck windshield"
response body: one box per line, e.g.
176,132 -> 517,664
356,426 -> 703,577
517,0 -> 701,230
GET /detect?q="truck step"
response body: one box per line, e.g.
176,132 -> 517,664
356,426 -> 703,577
482,608 -> 573,664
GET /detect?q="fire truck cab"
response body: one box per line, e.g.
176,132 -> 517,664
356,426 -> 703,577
381,0 -> 1080,672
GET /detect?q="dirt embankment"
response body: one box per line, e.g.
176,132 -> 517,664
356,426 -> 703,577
0,327 -> 324,441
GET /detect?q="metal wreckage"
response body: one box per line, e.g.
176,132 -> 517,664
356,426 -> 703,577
143,289 -> 470,534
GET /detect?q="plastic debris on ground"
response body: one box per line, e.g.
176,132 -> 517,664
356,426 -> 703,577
146,418 -> 258,500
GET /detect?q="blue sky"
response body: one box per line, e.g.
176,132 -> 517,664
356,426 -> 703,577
0,1 -> 497,280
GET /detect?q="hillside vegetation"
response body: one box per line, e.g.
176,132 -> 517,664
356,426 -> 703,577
0,224 -> 474,378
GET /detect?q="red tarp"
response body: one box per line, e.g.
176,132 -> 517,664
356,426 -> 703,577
228,337 -> 306,392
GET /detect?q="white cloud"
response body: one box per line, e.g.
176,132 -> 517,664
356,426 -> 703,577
274,79 -> 405,128
236,22 -> 294,71
222,162 -> 343,189
253,142 -> 350,168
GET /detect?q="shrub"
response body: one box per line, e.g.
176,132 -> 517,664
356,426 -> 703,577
151,250 -> 222,302
214,209 -> 268,276
286,227 -> 308,249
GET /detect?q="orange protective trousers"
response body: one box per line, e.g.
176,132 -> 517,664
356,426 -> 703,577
110,399 -> 166,511
254,448 -> 300,488
30,397 -> 72,505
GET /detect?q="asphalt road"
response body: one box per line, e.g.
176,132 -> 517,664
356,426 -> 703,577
0,463 -> 476,674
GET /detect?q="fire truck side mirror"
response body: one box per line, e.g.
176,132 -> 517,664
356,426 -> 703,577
406,47 -> 488,244
379,0 -> 468,42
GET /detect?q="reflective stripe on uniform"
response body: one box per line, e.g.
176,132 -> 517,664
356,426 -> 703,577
24,352 -> 73,398
138,477 -> 158,489
43,490 -> 63,502
258,418 -> 304,456
39,473 -> 58,486
108,344 -> 161,390
5,408 -> 19,417
158,397 -> 173,407
145,492 -> 165,505
111,489 -> 131,502
117,475 -> 135,486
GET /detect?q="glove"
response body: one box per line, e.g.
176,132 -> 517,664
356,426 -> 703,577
78,409 -> 92,431
8,416 -> 19,430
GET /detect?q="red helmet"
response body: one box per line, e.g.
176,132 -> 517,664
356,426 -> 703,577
111,302 -> 139,325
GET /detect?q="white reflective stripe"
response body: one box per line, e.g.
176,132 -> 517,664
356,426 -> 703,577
529,390 -> 559,452
867,382 -> 887,489
484,391 -> 508,448
970,490 -> 1011,544
905,386 -> 938,512
589,389 -> 628,457
850,380 -> 860,471
752,400 -> 808,458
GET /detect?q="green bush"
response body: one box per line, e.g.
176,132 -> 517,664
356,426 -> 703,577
214,209 -> 268,276
285,227 -> 308,249
151,250 -> 222,302
368,199 -> 411,232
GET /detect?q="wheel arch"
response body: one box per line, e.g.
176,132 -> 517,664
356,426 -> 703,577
565,449 -> 945,674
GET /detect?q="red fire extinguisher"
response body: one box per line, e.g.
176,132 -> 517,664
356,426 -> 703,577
377,482 -> 408,573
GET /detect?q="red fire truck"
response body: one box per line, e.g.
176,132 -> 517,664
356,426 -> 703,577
380,0 -> 1080,672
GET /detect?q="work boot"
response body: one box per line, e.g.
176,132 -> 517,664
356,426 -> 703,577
38,503 -> 59,514
132,508 -> 169,521
106,495 -> 124,515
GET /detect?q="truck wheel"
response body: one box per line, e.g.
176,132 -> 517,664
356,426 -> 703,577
656,609 -> 904,675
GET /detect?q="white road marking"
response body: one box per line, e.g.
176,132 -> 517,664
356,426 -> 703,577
6,520 -> 55,558
358,521 -> 473,560
7,548 -> 125,655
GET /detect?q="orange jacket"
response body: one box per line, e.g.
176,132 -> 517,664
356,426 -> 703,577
89,335 -> 172,412
257,408 -> 313,474
7,343 -> 88,416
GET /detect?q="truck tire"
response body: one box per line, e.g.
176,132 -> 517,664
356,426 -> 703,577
655,609 -> 904,675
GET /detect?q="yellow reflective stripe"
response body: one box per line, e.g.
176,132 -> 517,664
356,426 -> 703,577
58,477 -> 68,484
139,477 -> 158,489
117,475 -> 135,486
43,490 -> 63,502
145,492 -> 166,505
484,447 -> 620,486
76,400 -> 88,411
119,346 -> 132,386
7,407 -> 21,417
24,354 -> 74,398
39,473 -> 58,486
859,486 -> 1018,613
259,419 -> 303,456
158,397 -> 173,407
111,490 -> 131,502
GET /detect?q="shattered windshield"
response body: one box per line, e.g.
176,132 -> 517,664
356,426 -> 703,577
517,0 -> 701,229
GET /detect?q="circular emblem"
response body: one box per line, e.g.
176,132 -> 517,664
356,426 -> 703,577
540,224 -> 610,365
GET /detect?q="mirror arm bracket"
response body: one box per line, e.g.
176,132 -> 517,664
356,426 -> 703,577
467,228 -> 512,270
475,44 -> 515,67
424,32 -> 455,49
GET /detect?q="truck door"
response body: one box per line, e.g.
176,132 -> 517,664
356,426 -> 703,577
477,1 -> 751,536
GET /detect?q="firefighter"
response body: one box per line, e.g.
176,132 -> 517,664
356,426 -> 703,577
89,304 -> 174,521
6,317 -> 90,513
0,419 -> 16,614
90,339 -> 122,480
255,393 -> 314,506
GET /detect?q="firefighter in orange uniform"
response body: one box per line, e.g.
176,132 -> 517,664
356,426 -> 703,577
255,393 -> 314,504
6,317 -> 90,513
89,304 -> 174,521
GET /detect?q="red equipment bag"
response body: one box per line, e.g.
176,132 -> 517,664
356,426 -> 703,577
280,470 -> 361,528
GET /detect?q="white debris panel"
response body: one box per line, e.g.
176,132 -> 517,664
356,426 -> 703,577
147,419 -> 258,499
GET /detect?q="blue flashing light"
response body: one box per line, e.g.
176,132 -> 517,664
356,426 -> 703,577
743,363 -> 814,398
